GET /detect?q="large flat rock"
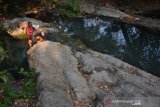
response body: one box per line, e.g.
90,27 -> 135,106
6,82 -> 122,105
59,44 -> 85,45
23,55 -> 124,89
27,41 -> 95,107
80,4 -> 129,18
3,17 -> 61,39
27,41 -> 160,107
80,3 -> 160,33
75,50 -> 160,107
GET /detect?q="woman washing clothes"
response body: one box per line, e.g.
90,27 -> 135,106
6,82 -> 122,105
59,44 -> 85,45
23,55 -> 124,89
26,22 -> 45,47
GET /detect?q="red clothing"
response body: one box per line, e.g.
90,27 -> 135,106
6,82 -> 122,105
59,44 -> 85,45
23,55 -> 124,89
26,27 -> 36,39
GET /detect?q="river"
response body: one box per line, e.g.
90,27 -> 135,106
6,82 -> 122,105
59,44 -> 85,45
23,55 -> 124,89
0,17 -> 160,77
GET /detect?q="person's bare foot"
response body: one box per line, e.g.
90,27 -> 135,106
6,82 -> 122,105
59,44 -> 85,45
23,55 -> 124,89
41,31 -> 45,36
28,40 -> 32,47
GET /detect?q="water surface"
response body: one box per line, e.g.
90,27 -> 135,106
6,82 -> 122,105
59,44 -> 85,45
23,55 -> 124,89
53,17 -> 160,76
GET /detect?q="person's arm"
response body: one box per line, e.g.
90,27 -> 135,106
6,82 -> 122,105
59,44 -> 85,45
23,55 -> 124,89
32,27 -> 37,36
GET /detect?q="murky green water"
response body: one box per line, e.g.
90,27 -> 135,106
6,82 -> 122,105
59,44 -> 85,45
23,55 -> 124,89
53,17 -> 160,76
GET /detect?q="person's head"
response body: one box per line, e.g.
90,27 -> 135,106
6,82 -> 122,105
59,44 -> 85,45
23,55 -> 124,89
28,22 -> 32,27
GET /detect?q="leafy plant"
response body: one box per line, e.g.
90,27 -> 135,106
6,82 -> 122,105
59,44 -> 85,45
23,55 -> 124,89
19,68 -> 37,98
114,0 -> 129,6
21,79 -> 36,99
19,67 -> 37,78
0,70 -> 13,84
0,45 -> 7,63
0,24 -> 4,31
0,103 -> 8,107
0,70 -> 17,107
0,84 -> 19,106
0,67 -> 37,106
0,40 -> 36,106
49,0 -> 59,4
58,0 -> 81,17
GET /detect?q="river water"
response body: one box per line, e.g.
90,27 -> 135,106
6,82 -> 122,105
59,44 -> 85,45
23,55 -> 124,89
52,17 -> 160,76
0,17 -> 160,77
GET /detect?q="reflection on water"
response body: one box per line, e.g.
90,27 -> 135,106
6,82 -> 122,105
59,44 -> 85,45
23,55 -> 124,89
53,17 -> 160,77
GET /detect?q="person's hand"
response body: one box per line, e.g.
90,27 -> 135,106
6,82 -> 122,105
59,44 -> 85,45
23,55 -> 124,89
33,31 -> 36,36
41,31 -> 45,36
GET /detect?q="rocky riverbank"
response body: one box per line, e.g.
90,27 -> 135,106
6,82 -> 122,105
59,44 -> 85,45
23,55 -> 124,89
1,0 -> 160,106
2,17 -> 61,39
27,41 -> 160,107
3,17 -> 160,107
10,2 -> 160,34
79,3 -> 160,33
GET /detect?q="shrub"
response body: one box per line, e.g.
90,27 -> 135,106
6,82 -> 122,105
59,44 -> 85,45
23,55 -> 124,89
0,45 -> 7,63
58,0 -> 81,17
114,0 -> 129,6
0,68 -> 37,106
49,0 -> 60,4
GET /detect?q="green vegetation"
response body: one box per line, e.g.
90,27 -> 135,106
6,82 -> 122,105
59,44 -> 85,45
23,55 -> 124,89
19,68 -> 37,99
49,0 -> 60,4
0,46 -> 37,107
0,45 -> 7,63
0,24 -> 4,32
114,0 -> 129,6
0,67 -> 37,106
58,0 -> 81,17
0,71 -> 18,107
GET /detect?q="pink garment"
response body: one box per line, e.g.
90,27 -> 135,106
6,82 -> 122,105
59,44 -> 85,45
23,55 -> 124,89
26,27 -> 36,39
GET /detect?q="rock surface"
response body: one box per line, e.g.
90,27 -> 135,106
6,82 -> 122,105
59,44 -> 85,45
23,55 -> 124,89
3,17 -> 61,39
80,3 -> 160,33
27,41 -> 73,107
80,4 -> 129,18
27,41 -> 160,107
